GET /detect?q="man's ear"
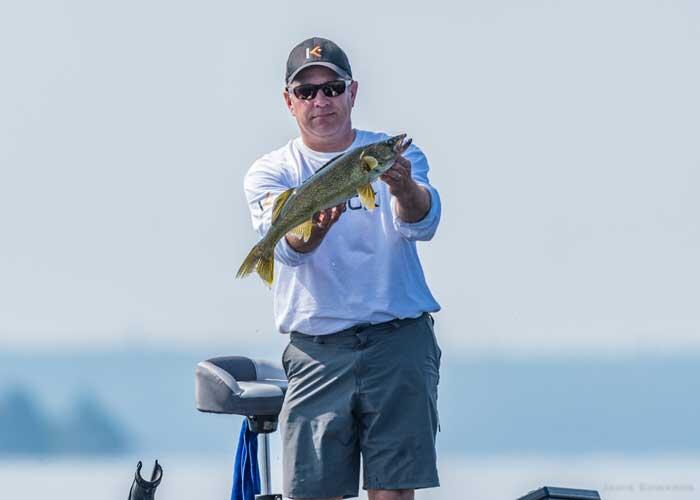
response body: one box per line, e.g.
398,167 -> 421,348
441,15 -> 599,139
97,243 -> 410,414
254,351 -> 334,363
349,80 -> 359,107
283,89 -> 296,117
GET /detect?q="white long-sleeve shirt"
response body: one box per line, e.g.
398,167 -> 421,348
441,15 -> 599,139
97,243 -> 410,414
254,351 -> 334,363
243,129 -> 441,335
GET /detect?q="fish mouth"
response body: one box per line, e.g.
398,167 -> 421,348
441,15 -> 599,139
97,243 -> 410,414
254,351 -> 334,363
390,133 -> 412,154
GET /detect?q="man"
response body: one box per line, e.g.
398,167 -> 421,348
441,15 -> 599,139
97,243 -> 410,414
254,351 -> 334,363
243,37 -> 442,500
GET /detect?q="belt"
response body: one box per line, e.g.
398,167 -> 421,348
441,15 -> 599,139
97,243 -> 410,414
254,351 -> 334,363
290,312 -> 432,344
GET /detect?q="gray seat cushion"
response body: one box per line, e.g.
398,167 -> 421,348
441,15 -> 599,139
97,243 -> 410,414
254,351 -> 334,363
195,356 -> 287,416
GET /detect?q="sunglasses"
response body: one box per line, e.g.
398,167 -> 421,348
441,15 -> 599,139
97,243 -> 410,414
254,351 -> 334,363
287,79 -> 352,100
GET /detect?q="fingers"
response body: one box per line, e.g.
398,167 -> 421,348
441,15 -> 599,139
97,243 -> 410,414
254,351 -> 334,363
382,169 -> 403,181
381,165 -> 409,185
315,209 -> 331,228
380,156 -> 416,197
329,203 -> 345,222
383,157 -> 411,181
395,155 -> 411,170
313,203 -> 346,229
395,156 -> 412,177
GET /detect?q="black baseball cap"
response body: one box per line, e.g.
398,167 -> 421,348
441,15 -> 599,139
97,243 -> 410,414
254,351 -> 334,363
285,37 -> 353,85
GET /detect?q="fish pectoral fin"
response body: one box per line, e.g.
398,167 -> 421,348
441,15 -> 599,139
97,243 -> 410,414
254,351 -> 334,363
271,188 -> 295,224
362,155 -> 379,171
357,183 -> 376,211
288,220 -> 314,242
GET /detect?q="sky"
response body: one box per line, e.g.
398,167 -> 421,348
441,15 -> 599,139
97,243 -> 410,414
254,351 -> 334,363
1,0 -> 699,357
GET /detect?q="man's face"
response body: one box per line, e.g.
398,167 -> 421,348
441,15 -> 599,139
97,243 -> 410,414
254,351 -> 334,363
283,65 -> 358,142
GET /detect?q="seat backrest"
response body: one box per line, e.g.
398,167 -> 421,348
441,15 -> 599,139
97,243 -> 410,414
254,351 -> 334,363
195,356 -> 287,417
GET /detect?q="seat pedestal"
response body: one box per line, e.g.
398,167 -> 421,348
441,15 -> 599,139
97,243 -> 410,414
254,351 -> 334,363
195,356 -> 287,499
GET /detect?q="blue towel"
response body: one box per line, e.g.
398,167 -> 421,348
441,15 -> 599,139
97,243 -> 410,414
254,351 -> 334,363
231,419 -> 261,500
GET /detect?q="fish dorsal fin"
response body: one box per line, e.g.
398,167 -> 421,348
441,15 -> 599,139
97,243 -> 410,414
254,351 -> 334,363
294,152 -> 346,190
308,152 -> 345,179
271,188 -> 295,224
362,155 -> 378,171
321,152 -> 344,170
357,183 -> 376,211
288,220 -> 314,242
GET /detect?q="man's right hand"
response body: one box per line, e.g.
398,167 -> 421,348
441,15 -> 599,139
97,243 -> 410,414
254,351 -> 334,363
285,202 -> 346,254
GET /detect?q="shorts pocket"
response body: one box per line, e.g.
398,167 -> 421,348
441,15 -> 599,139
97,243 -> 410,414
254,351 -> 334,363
423,314 -> 442,368
281,340 -> 294,378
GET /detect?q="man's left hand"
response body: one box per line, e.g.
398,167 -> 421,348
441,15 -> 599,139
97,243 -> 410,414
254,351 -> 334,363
380,155 -> 431,223
380,156 -> 416,198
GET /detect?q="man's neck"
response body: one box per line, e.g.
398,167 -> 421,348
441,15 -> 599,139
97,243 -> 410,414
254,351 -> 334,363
300,128 -> 356,153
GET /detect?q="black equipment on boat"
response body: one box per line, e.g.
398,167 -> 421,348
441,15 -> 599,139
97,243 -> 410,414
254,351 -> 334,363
128,460 -> 163,500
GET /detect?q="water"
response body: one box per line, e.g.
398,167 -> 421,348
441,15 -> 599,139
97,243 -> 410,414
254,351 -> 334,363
1,453 -> 697,499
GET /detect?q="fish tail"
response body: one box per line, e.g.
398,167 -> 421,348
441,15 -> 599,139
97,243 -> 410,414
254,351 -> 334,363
236,243 -> 274,287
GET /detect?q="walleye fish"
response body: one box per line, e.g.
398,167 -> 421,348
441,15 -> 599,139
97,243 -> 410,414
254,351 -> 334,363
237,133 -> 412,286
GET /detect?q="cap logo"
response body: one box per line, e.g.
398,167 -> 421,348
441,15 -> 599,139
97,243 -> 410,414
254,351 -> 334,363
305,45 -> 322,59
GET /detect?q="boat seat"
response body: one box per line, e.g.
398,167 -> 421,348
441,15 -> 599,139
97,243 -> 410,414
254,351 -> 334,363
195,356 -> 287,417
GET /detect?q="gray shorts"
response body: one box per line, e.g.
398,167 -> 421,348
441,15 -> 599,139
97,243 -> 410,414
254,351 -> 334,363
279,312 -> 441,499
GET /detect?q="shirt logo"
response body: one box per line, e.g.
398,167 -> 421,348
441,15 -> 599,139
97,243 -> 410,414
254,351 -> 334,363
305,45 -> 322,59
